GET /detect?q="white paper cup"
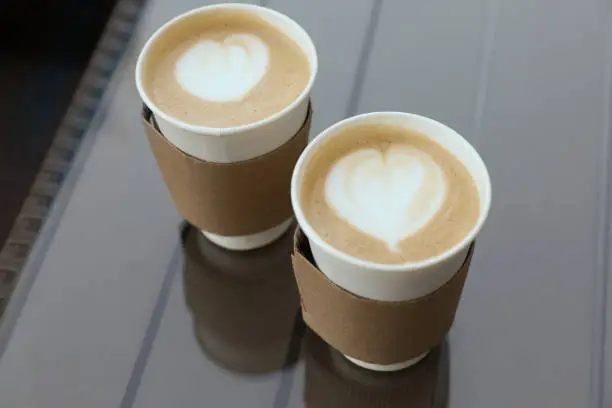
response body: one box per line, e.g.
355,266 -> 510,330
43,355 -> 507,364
136,4 -> 318,250
291,112 -> 492,371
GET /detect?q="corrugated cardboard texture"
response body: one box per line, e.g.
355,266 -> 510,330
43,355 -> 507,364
292,227 -> 473,365
143,104 -> 311,236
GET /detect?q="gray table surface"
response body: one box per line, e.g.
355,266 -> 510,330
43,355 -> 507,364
0,0 -> 611,407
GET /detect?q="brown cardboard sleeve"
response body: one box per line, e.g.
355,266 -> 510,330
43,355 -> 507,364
292,227 -> 474,365
142,104 -> 312,236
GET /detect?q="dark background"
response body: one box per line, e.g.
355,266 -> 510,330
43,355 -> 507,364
0,0 -> 118,246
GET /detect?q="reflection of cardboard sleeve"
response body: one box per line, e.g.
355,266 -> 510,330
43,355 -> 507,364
142,104 -> 312,236
304,330 -> 448,408
292,228 -> 474,365
182,225 -> 300,373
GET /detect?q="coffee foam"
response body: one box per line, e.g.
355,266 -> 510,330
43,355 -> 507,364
175,34 -> 269,102
325,146 -> 446,251
300,124 -> 480,264
142,9 -> 310,128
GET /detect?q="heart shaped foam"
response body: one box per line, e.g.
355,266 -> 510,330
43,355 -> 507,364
325,146 -> 447,251
175,34 -> 269,102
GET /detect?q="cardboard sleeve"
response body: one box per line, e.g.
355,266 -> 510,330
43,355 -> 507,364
292,227 -> 474,365
142,105 -> 312,236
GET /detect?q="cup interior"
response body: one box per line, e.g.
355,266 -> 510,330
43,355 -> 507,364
135,3 -> 318,135
291,112 -> 492,272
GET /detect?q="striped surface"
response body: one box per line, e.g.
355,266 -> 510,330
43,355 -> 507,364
0,0 -> 610,407
0,0 -> 146,315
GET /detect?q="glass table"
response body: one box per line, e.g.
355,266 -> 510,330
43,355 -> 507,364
0,0 -> 610,407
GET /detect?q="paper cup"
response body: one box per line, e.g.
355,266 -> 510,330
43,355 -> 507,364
291,112 -> 492,370
136,4 -> 318,250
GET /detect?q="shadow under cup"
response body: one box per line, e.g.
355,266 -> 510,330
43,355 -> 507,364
304,330 -> 449,408
181,223 -> 301,374
291,112 -> 492,371
135,4 -> 318,251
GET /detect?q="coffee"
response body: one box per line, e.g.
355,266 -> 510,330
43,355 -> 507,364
141,9 -> 310,128
300,124 -> 480,264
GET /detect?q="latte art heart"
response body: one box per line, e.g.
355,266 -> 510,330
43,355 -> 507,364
175,34 -> 269,102
325,147 -> 447,251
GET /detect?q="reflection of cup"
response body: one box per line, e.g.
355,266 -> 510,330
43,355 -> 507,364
181,223 -> 301,373
292,113 -> 491,371
304,329 -> 449,408
136,4 -> 318,251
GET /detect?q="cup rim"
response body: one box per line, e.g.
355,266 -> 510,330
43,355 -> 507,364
135,3 -> 318,136
291,111 -> 492,272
